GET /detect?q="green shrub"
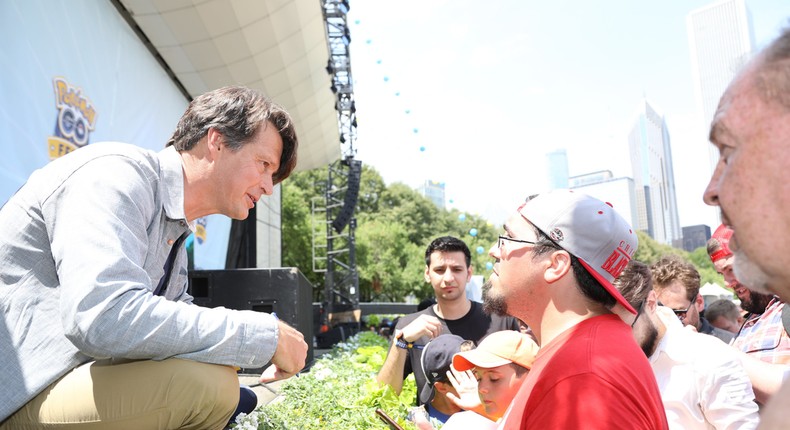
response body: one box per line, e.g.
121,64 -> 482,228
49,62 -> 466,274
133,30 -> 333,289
234,331 -> 418,429
363,314 -> 403,331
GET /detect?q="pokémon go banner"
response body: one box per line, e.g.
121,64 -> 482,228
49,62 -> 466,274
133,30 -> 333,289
0,0 -> 231,269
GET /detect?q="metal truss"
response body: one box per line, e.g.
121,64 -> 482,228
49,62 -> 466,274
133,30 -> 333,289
317,0 -> 360,333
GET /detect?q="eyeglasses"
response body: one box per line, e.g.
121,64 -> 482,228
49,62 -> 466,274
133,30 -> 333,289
498,235 -> 539,250
657,300 -> 694,321
631,300 -> 645,328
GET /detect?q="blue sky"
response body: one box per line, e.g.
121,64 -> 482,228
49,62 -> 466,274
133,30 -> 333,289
347,0 -> 790,231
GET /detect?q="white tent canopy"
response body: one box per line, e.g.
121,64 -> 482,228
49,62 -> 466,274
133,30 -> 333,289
700,282 -> 734,302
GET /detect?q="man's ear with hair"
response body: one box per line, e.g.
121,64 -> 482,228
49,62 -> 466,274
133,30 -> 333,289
544,250 -> 572,284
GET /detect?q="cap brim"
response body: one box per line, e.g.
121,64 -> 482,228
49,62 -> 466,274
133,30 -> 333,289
419,381 -> 436,404
453,349 -> 512,372
578,258 -> 637,314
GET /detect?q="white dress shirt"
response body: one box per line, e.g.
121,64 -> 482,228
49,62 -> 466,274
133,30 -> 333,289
651,307 -> 760,430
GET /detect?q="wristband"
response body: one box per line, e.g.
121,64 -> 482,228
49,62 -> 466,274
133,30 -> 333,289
395,332 -> 424,350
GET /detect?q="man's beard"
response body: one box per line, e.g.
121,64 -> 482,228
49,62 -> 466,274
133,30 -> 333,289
733,248 -> 772,295
740,287 -> 775,314
482,280 -> 508,316
639,319 -> 660,358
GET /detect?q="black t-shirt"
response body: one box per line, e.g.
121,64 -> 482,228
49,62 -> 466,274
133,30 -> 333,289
392,301 -> 520,405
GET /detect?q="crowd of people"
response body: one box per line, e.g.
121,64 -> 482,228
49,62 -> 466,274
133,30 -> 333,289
1,15 -> 789,430
372,27 -> 790,429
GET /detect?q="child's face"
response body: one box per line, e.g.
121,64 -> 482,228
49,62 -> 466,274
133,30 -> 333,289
475,364 -> 528,420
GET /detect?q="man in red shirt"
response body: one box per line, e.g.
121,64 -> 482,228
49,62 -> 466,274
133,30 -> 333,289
484,189 -> 668,429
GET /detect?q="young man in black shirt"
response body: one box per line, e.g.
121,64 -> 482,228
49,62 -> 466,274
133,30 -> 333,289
376,236 -> 519,404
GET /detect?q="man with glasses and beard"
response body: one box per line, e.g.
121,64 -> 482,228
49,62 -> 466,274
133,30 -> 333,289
650,255 -> 734,344
483,190 -> 667,429
612,261 -> 759,429
708,224 -> 790,364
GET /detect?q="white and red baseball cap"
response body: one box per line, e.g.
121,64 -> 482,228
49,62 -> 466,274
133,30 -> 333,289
518,189 -> 639,314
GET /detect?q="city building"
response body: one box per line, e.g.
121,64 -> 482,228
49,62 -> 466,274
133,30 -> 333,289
569,172 -> 638,233
546,149 -> 569,190
687,0 -> 754,175
569,170 -> 613,188
628,99 -> 682,245
681,224 -> 712,252
419,180 -> 446,209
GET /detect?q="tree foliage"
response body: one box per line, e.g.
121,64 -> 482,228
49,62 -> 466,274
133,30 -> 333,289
633,231 -> 724,288
282,164 -> 500,303
355,219 -> 423,302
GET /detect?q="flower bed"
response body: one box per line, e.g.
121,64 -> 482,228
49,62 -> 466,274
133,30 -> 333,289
234,331 -> 418,429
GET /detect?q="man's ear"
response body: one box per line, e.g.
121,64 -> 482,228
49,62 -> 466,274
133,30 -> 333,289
206,128 -> 224,156
434,380 -> 451,394
646,289 -> 658,313
694,293 -> 705,312
544,250 -> 571,284
424,266 -> 431,283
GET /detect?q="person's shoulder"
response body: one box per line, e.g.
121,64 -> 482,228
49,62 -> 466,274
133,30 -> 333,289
44,142 -> 159,190
554,316 -> 645,366
78,141 -> 156,159
664,326 -> 740,364
394,307 -> 434,329
66,143 -> 160,173
712,326 -> 735,342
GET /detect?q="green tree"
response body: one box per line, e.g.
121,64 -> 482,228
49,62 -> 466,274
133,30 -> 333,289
633,231 -> 683,264
687,246 -> 726,289
281,177 -> 324,290
357,165 -> 387,214
369,182 -> 443,246
633,230 -> 725,289
354,219 -> 424,302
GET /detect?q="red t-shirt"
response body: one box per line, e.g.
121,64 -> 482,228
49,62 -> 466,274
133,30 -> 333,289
500,314 -> 668,429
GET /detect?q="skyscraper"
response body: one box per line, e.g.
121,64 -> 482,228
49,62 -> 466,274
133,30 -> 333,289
628,99 -> 682,245
419,180 -> 446,209
569,171 -> 638,233
687,0 -> 754,173
546,149 -> 569,190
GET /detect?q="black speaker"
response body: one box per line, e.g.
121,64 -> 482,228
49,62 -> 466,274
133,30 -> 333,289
332,158 -> 362,233
187,268 -> 314,372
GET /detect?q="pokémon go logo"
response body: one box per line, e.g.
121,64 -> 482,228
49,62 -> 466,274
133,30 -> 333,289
48,77 -> 97,160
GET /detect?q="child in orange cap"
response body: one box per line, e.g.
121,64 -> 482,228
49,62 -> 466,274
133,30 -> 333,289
439,330 -> 539,428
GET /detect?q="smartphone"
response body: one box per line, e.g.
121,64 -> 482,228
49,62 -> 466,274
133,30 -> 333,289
375,408 -> 405,430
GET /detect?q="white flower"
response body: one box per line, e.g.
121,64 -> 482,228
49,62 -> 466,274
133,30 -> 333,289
312,366 -> 334,381
233,411 -> 261,430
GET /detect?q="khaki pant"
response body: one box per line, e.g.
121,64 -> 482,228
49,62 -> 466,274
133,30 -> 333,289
1,358 -> 239,430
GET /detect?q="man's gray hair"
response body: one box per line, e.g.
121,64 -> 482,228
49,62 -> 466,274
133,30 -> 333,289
755,25 -> 790,110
